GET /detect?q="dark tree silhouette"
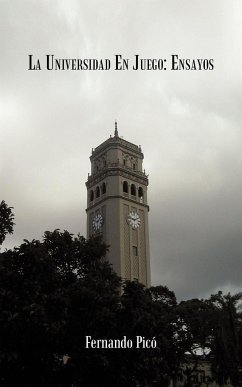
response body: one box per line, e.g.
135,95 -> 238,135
0,200 -> 15,245
1,216 -> 242,386
0,231 -> 121,386
209,291 -> 242,387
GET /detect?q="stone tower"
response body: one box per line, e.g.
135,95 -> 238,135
86,123 -> 151,287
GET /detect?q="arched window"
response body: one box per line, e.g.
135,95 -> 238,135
138,187 -> 143,198
138,187 -> 144,202
123,181 -> 128,193
131,184 -> 136,196
96,186 -> 100,198
90,190 -> 94,202
101,182 -> 106,194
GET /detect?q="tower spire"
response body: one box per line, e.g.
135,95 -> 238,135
114,120 -> 118,137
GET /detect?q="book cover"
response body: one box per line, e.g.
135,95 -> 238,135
1,1 -> 241,386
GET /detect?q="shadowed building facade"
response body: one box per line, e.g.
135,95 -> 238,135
86,123 -> 151,287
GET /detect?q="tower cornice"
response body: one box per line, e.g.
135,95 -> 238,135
86,165 -> 149,188
86,195 -> 150,212
90,136 -> 143,160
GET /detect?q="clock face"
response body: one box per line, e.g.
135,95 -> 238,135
127,211 -> 141,229
92,214 -> 104,231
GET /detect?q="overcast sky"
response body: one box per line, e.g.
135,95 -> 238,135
1,0 -> 242,300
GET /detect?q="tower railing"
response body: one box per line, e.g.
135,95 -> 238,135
87,161 -> 148,181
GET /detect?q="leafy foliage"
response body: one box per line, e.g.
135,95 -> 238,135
0,200 -> 15,245
208,291 -> 242,386
0,218 -> 242,386
0,231 -> 120,386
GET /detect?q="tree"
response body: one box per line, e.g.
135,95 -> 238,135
209,291 -> 242,387
116,282 -> 172,387
0,230 -> 121,387
0,230 -> 179,387
175,298 -> 215,386
0,200 -> 14,245
177,298 -> 214,354
1,219 -> 242,386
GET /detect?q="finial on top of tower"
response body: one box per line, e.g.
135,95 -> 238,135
114,120 -> 118,137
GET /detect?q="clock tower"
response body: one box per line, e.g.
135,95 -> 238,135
86,123 -> 151,287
